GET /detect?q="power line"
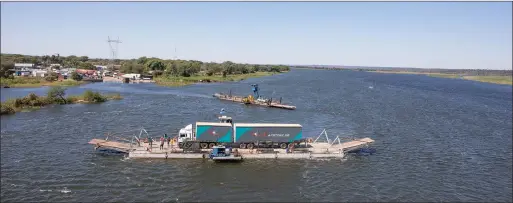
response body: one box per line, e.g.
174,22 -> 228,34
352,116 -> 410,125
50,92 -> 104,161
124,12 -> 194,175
107,36 -> 122,69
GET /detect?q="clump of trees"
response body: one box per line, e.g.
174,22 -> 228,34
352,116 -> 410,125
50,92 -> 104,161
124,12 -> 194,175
0,63 -> 15,78
82,90 -> 107,103
45,72 -> 59,82
47,86 -> 67,104
120,58 -> 290,78
70,71 -> 83,81
1,54 -> 106,71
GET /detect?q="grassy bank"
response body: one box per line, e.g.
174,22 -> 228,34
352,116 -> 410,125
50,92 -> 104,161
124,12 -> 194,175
154,71 -> 280,87
367,71 -> 512,85
0,77 -> 85,88
462,76 -> 512,85
1,88 -> 122,115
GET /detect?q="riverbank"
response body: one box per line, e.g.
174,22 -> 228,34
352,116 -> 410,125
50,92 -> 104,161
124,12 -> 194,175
153,71 -> 280,87
368,71 -> 512,85
0,77 -> 85,88
0,88 -> 123,115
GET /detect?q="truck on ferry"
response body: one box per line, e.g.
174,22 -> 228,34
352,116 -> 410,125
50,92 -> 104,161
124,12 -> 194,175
177,115 -> 304,150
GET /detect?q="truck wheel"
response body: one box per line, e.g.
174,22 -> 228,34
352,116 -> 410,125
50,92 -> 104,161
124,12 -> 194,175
280,143 -> 287,149
178,143 -> 183,148
240,143 -> 247,149
200,143 -> 208,149
208,143 -> 216,148
247,143 -> 255,149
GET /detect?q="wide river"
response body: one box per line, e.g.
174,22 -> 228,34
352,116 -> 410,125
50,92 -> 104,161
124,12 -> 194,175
1,68 -> 512,202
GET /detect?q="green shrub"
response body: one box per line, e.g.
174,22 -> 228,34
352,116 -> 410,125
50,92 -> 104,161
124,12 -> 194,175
107,93 -> 122,100
45,72 -> 59,82
82,90 -> 95,102
82,90 -> 106,102
47,86 -> 66,99
29,99 -> 43,107
14,98 -> 25,108
0,104 -> 15,115
70,71 -> 83,81
66,96 -> 79,103
28,93 -> 39,101
1,90 -> 122,116
92,92 -> 106,102
47,86 -> 67,104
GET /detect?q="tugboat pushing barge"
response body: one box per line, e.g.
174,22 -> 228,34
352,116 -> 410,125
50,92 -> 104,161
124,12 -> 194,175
213,84 -> 296,110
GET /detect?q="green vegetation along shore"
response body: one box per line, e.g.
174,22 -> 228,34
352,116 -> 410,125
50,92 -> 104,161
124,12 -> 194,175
1,53 -> 290,88
460,75 -> 512,85
367,70 -> 512,85
154,71 -> 280,86
1,77 -> 85,88
0,87 -> 122,115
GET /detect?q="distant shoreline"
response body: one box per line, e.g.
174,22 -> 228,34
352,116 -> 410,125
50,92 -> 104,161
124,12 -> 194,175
1,72 -> 286,88
1,53 -> 291,88
291,66 -> 512,86
366,70 -> 512,86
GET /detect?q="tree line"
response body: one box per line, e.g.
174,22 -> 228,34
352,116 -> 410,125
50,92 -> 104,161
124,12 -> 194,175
0,54 -> 290,78
1,54 -> 101,71
120,57 -> 290,77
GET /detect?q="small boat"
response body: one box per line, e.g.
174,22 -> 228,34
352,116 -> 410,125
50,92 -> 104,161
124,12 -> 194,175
209,145 -> 243,162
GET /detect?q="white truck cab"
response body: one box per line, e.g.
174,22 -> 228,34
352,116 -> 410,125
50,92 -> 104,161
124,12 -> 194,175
177,116 -> 233,147
178,124 -> 194,144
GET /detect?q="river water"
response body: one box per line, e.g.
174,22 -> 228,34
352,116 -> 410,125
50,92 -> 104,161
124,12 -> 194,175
1,68 -> 512,202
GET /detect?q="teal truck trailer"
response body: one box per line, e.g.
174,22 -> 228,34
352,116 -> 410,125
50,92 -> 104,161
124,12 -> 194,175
177,116 -> 304,149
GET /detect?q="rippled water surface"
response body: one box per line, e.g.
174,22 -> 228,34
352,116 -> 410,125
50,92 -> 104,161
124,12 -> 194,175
1,69 -> 512,202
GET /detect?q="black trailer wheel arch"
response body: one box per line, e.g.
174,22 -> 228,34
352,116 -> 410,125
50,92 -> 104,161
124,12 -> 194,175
240,143 -> 247,149
247,143 -> 255,149
208,143 -> 216,148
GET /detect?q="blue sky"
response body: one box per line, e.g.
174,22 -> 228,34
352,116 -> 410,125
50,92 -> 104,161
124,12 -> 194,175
1,2 -> 511,70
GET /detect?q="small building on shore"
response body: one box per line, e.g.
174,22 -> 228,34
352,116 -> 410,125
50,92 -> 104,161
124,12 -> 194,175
122,73 -> 141,80
59,68 -> 77,76
14,63 -> 34,70
141,74 -> 153,80
14,70 -> 32,76
50,64 -> 62,69
32,70 -> 48,77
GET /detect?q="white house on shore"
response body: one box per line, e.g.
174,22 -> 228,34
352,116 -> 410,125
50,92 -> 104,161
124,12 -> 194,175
14,63 -> 34,70
32,70 -> 48,77
122,73 -> 141,80
50,64 -> 62,68
59,68 -> 76,76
